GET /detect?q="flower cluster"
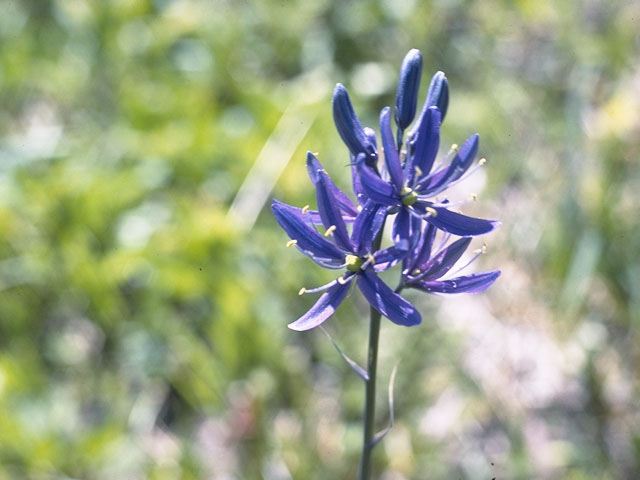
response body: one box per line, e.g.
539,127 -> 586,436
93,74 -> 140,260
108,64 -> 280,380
272,49 -> 500,331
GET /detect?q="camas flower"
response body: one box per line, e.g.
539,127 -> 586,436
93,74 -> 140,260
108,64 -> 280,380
355,109 -> 499,243
272,153 -> 421,331
273,48 -> 500,332
399,219 -> 501,294
332,50 -> 498,249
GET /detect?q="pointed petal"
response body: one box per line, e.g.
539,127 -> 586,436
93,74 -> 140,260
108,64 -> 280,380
380,107 -> 404,190
373,243 -> 410,272
306,152 -> 358,217
288,281 -> 351,331
419,134 -> 478,196
406,107 -> 441,184
413,270 -> 500,294
351,156 -> 368,206
392,207 -> 413,246
403,220 -> 435,274
414,202 -> 500,236
351,199 -> 387,256
332,84 -> 377,159
418,237 -> 471,280
394,49 -> 423,130
357,269 -> 421,326
272,201 -> 346,267
312,168 -> 354,251
356,157 -> 398,206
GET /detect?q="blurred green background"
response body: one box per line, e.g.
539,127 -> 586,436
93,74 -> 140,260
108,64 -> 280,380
1,0 -> 639,478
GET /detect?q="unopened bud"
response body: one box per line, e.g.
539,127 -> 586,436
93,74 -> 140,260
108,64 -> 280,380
394,49 -> 423,130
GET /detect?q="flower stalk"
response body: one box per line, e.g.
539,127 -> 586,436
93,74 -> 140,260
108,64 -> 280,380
359,305 -> 382,480
271,48 -> 501,477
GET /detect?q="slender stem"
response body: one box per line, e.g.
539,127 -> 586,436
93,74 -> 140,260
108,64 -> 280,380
358,230 -> 384,480
358,306 -> 382,480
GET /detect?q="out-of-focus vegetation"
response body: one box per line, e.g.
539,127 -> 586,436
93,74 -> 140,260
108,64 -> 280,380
0,0 -> 639,478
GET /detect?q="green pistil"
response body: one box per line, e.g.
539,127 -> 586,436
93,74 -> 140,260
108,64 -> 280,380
345,254 -> 365,272
401,186 -> 417,206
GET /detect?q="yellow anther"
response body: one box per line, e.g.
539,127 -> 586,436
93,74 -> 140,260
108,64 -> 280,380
473,243 -> 488,255
479,157 -> 487,166
298,287 -> 307,295
357,205 -> 363,212
470,193 -> 477,201
337,276 -> 348,285
366,254 -> 376,265
324,225 -> 337,236
412,269 -> 421,276
425,207 -> 438,217
313,152 -> 320,156
301,205 -> 310,214
414,166 -> 423,177
451,144 -> 459,152
286,239 -> 298,248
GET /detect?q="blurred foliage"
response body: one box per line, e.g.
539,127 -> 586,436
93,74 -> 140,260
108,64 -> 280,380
0,0 -> 639,478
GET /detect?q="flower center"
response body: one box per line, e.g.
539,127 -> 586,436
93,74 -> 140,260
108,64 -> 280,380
401,186 -> 417,206
345,254 -> 365,272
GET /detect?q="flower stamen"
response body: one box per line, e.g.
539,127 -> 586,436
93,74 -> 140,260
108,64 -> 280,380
324,225 -> 337,236
286,239 -> 298,248
425,206 -> 438,217
298,287 -> 307,295
301,205 -> 310,213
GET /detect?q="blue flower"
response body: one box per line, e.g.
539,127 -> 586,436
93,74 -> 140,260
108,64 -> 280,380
332,57 -> 498,247
272,154 -> 421,330
355,107 -> 499,242
399,220 -> 501,294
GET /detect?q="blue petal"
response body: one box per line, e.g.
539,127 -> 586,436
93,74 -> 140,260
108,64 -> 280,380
403,220 -> 436,274
406,107 -> 440,185
288,281 -> 351,331
392,207 -> 413,246
356,156 -> 399,206
414,202 -> 499,236
351,156 -> 368,206
315,174 -> 354,251
357,269 -> 421,326
373,243 -> 410,272
419,134 -> 478,196
417,237 -> 471,280
306,152 -> 359,217
426,71 -> 449,120
380,107 -> 404,190
332,84 -> 377,159
408,71 -> 448,143
272,201 -> 346,268
394,49 -> 423,131
351,199 -> 387,256
412,270 -> 500,294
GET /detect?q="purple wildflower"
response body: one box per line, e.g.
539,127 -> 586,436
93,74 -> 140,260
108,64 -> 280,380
399,220 -> 501,294
272,154 -> 420,331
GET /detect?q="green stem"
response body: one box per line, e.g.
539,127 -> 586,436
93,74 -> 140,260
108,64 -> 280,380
358,306 -> 382,480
